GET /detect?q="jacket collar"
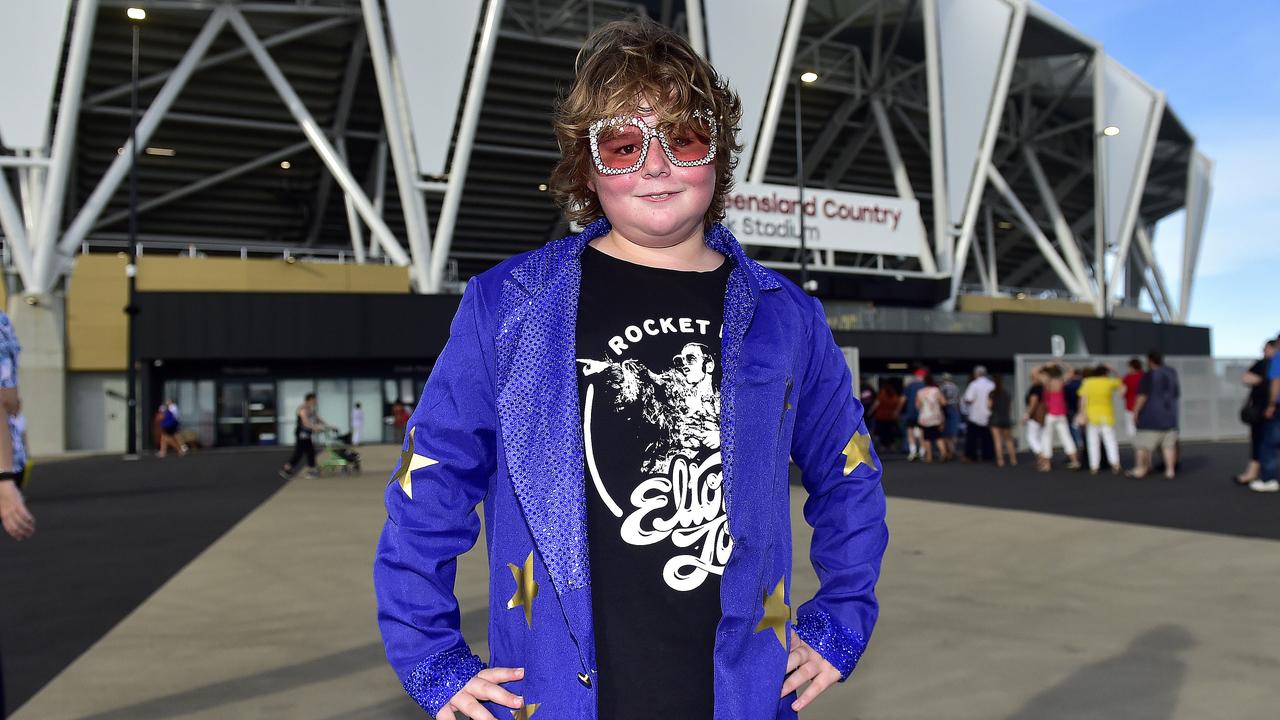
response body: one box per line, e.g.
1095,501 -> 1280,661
506,218 -> 781,298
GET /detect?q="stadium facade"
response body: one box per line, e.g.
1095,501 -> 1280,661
0,0 -> 1211,453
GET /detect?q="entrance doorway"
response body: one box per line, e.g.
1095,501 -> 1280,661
217,381 -> 278,446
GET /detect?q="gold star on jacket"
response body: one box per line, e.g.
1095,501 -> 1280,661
507,550 -> 539,627
754,577 -> 790,649
841,428 -> 874,476
511,701 -> 540,719
391,426 -> 439,499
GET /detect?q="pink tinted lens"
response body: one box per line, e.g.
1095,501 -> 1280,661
596,124 -> 647,169
664,121 -> 713,162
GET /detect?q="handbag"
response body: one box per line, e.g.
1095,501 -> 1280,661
1240,396 -> 1263,426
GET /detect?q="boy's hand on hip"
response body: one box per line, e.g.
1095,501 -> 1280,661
440,666 -> 524,720
781,629 -> 841,712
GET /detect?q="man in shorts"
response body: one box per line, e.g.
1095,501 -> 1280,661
1130,351 -> 1180,480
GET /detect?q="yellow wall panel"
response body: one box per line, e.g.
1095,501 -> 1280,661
66,255 -> 128,371
137,256 -> 410,293
959,295 -> 1100,318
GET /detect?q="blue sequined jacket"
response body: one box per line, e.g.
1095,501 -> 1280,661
374,220 -> 888,719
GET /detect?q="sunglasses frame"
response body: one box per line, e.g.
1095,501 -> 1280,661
588,111 -> 718,175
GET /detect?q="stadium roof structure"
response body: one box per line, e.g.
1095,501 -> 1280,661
0,0 -> 1210,322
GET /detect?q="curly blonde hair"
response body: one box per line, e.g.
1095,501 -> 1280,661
548,16 -> 743,228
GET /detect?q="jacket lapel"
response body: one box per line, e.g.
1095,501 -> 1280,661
704,224 -> 782,538
495,218 -> 609,602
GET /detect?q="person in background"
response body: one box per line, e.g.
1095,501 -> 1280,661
279,392 -> 332,479
939,372 -> 961,462
960,365 -> 996,462
858,382 -> 878,441
157,399 -> 187,458
351,401 -> 365,447
0,310 -> 33,714
1038,364 -> 1082,472
988,375 -> 1016,467
1122,357 -> 1145,436
915,374 -> 946,463
1023,367 -> 1046,458
391,399 -> 410,445
1249,332 -> 1280,493
1236,340 -> 1276,485
9,401 -> 28,489
1077,364 -> 1124,475
902,367 -> 926,461
1129,351 -> 1180,480
872,378 -> 903,452
1063,366 -> 1085,454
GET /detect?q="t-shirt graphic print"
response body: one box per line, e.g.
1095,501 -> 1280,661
575,244 -> 731,719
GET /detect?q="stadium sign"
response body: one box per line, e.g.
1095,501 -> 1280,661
723,181 -> 928,258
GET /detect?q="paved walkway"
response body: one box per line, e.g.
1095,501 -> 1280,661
5,443 -> 1278,719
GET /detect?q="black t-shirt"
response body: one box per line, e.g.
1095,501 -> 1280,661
575,244 -> 732,719
1249,358 -> 1270,410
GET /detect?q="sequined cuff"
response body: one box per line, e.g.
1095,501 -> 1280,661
403,645 -> 487,718
794,608 -> 867,682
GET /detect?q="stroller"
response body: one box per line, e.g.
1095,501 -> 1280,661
314,428 -> 362,475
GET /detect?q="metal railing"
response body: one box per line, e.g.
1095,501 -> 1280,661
823,301 -> 992,334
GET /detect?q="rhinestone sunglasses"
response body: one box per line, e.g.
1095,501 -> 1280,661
588,111 -> 717,175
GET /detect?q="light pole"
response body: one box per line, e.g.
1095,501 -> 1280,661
124,7 -> 145,459
1094,123 -> 1119,352
795,70 -> 818,293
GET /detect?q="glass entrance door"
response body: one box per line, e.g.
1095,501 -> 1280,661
217,381 -> 278,446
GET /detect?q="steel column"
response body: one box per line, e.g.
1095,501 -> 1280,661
362,0 -> 432,288
921,0 -> 949,273
29,0 -> 101,293
749,0 -> 809,183
428,0 -> 506,292
870,97 -> 938,273
0,169 -> 34,286
685,0 -> 706,57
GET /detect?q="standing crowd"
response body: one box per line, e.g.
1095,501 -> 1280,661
861,351 -> 1186,478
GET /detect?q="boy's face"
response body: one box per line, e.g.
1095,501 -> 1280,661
588,102 -> 716,247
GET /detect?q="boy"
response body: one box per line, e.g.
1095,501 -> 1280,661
374,17 -> 887,720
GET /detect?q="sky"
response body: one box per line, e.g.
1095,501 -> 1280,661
1037,0 -> 1280,357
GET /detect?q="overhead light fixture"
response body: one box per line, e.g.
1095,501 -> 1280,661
280,160 -> 291,170
1102,125 -> 1120,137
997,220 -> 1014,230
800,71 -> 818,83
126,7 -> 146,20
537,183 -> 548,192
145,147 -> 175,157
887,362 -> 909,370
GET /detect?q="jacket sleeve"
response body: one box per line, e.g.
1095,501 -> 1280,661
374,282 -> 495,717
790,296 -> 889,681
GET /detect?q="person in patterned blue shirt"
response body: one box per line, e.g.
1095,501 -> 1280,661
0,311 -> 32,540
